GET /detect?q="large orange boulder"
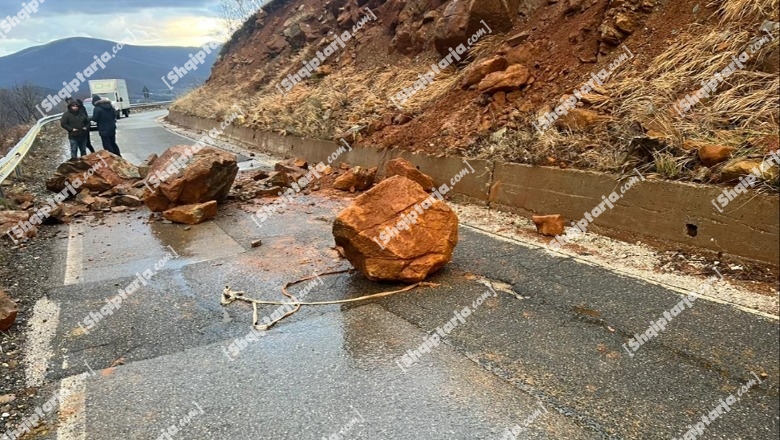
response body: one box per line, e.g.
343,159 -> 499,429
46,151 -> 140,193
333,176 -> 458,282
386,158 -> 435,190
144,146 -> 238,212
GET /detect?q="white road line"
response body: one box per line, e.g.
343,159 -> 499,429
64,222 -> 84,285
23,297 -> 59,387
56,375 -> 87,440
462,224 -> 779,321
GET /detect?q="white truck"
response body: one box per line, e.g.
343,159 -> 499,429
89,79 -> 130,119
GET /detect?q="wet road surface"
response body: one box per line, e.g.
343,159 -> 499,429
21,111 -> 779,440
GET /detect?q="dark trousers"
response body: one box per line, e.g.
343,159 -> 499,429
100,134 -> 121,157
69,137 -> 87,159
86,135 -> 95,153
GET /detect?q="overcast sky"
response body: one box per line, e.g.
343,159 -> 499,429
0,0 -> 228,56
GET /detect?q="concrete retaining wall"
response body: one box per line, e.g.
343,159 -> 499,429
167,111 -> 780,265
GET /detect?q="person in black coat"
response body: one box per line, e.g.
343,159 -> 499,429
60,101 -> 90,159
90,94 -> 122,157
65,98 -> 95,154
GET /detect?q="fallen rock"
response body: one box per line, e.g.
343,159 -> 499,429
256,186 -> 284,197
91,197 -> 111,211
748,135 -> 779,154
112,195 -> 144,207
0,211 -> 31,239
532,215 -> 565,236
696,144 -> 736,167
47,151 -> 140,194
251,170 -> 270,181
75,190 -> 96,206
434,0 -> 521,56
505,44 -> 534,66
144,153 -> 159,166
287,158 -> 309,169
614,13 -> 640,35
275,161 -> 308,174
8,191 -> 34,205
333,176 -> 458,282
138,165 -> 151,180
386,158 -> 435,190
555,108 -> 611,131
269,163 -> 307,187
333,166 -> 377,192
600,24 -> 624,46
505,31 -> 530,47
461,56 -> 509,89
162,200 -> 218,225
477,64 -> 532,94
0,291 -> 18,330
110,183 -> 145,199
393,114 -> 413,125
144,146 -> 238,212
51,202 -> 89,223
268,171 -> 295,188
720,159 -> 778,182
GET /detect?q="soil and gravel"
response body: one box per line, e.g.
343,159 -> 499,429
173,0 -> 779,187
0,122 -> 68,437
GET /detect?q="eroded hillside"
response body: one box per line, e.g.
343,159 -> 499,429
172,0 -> 779,188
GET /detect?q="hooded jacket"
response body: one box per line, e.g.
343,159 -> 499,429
76,99 -> 90,121
60,105 -> 89,140
91,94 -> 117,136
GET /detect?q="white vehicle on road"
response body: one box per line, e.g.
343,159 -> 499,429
89,79 -> 130,119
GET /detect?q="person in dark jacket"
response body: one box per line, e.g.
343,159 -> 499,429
61,101 -> 90,159
90,94 -> 122,156
66,98 -> 95,153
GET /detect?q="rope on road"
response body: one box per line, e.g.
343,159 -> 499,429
221,269 -> 439,331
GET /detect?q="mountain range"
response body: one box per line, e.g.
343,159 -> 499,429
0,37 -> 221,101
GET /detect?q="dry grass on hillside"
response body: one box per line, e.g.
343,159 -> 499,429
172,0 -> 779,189
482,0 -> 779,187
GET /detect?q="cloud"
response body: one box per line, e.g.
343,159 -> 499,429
0,0 -> 217,16
0,1 -> 227,56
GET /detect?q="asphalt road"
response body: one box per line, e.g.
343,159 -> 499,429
17,111 -> 779,440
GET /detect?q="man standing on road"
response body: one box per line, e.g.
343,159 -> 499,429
90,94 -> 122,157
60,101 -> 90,160
65,98 -> 95,154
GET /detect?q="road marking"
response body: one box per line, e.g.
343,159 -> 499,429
56,375 -> 87,440
23,297 -> 59,387
462,224 -> 779,321
64,223 -> 83,285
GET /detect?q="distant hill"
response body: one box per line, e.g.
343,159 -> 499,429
0,37 -> 221,101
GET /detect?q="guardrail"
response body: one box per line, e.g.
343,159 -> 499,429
0,101 -> 172,190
